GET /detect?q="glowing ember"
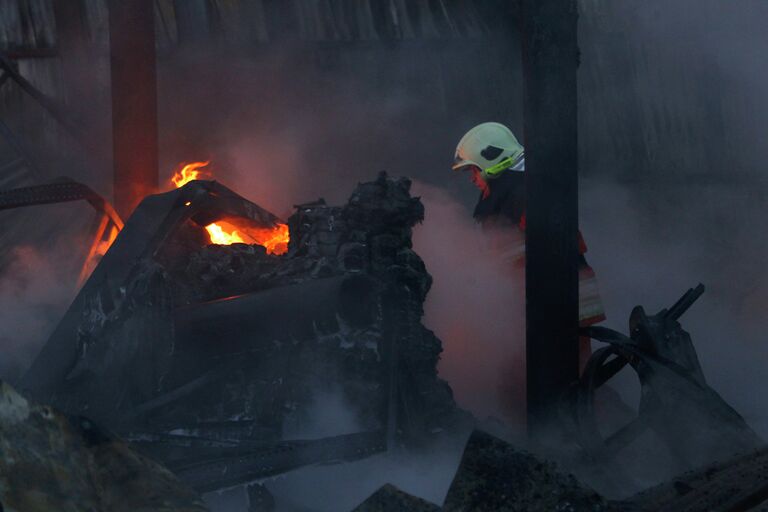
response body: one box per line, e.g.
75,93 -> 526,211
171,161 -> 290,254
171,161 -> 211,188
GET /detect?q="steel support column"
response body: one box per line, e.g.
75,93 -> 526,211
108,0 -> 159,217
521,0 -> 580,435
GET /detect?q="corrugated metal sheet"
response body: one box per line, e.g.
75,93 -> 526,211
0,0 -> 55,51
0,0 -> 504,51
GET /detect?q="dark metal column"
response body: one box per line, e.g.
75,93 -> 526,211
521,0 -> 580,434
108,0 -> 159,217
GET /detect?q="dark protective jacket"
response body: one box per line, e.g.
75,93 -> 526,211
473,170 -> 605,325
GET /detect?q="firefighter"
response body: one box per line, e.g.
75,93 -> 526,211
452,122 -> 605,369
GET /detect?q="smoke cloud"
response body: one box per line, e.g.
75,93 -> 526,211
0,215 -> 84,385
412,182 -> 526,427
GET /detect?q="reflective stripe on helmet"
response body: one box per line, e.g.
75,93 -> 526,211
484,151 -> 525,177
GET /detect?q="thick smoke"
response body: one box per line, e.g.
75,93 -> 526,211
0,204 -> 87,384
577,0 -> 768,442
412,182 -> 526,427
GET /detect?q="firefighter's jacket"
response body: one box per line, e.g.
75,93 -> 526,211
473,170 -> 606,325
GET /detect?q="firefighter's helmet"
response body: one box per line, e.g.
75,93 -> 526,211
452,122 -> 525,180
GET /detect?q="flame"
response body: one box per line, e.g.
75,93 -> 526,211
78,219 -> 121,287
171,161 -> 289,254
205,222 -> 246,245
203,221 -> 289,254
246,223 -> 290,255
172,161 -> 211,188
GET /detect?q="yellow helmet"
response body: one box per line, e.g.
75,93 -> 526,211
452,122 -> 525,180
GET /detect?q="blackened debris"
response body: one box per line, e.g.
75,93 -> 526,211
442,430 -> 613,512
247,483 -> 275,512
350,484 -> 440,512
22,174 -> 467,493
0,381 -> 207,512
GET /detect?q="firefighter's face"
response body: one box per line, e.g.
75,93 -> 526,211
468,166 -> 490,198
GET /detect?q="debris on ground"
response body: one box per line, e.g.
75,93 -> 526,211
0,380 -> 207,512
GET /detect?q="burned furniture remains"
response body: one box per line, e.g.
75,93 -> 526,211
21,173 -> 465,492
575,284 -> 762,472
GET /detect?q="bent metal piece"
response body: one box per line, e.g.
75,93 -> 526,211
575,285 -> 761,469
132,430 -> 388,493
0,179 -> 123,228
21,180 -> 283,403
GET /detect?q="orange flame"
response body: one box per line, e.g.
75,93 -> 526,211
78,218 -> 121,287
246,223 -> 290,255
205,222 -> 247,245
172,161 -> 211,188
171,161 -> 289,254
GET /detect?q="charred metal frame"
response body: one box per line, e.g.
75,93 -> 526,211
22,180 -> 281,401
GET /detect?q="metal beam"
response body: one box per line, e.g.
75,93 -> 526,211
522,0 -> 580,435
108,0 -> 159,217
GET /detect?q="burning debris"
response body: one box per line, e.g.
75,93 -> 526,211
20,172 -> 467,493
169,162 -> 289,252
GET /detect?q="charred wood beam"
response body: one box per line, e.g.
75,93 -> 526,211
0,47 -> 59,59
108,0 -> 159,217
522,0 -> 580,435
173,275 -> 376,354
167,430 -> 387,493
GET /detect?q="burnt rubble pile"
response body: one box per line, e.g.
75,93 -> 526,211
0,380 -> 206,512
158,172 -> 462,438
350,429 -> 768,512
351,430 -> 615,512
20,173 -> 467,492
